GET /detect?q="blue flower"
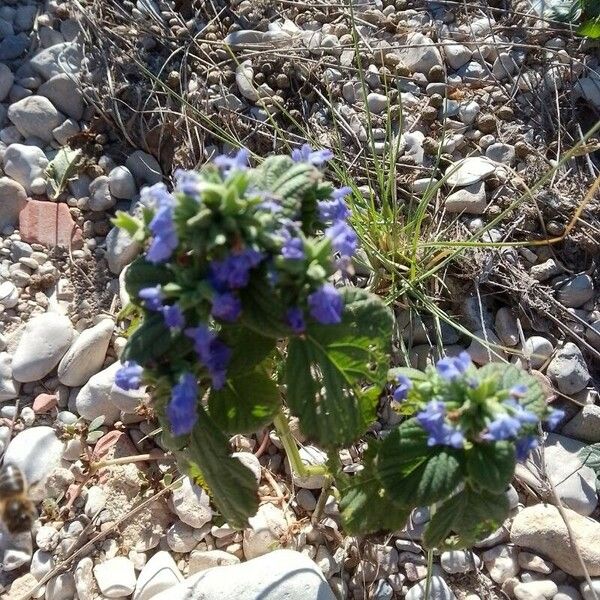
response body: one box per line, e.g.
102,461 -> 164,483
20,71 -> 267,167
185,325 -> 231,389
174,169 -> 203,199
147,203 -> 178,263
140,183 -> 173,208
211,292 -> 241,322
504,398 -> 539,426
280,229 -> 304,260
138,285 -> 164,311
214,148 -> 250,176
393,374 -> 412,402
483,413 -> 523,441
308,283 -> 343,324
436,351 -> 472,381
318,187 -> 351,222
416,400 -> 465,448
516,435 -> 538,461
115,361 -> 143,391
210,248 -> 264,290
545,408 -> 565,431
162,304 -> 185,330
166,372 -> 198,436
286,307 -> 305,334
510,384 -> 528,398
291,143 -> 333,165
326,221 -> 358,258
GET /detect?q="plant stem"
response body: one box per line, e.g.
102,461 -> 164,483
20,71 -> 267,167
272,410 -> 327,478
95,454 -> 173,469
311,477 -> 332,525
424,547 -> 434,600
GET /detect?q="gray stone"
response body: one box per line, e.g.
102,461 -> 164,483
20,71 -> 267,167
12,312 -> 74,382
514,581 -> 557,600
94,556 -> 137,598
0,34 -> 29,61
367,92 -> 388,114
46,573 -> 76,600
224,30 -> 268,49
0,176 -> 27,228
29,42 -> 83,80
166,520 -> 197,553
581,581 -> 600,600
106,225 -> 141,274
3,143 -> 48,193
189,550 -> 240,575
575,74 -> 600,108
547,342 -> 590,395
0,62 -> 14,102
38,73 -> 83,120
459,100 -> 480,124
134,551 -> 183,600
235,62 -> 259,102
397,33 -> 443,74
486,143 -> 516,165
530,259 -> 562,282
467,329 -> 506,364
517,552 -> 554,574
557,274 -> 594,308
492,52 -> 519,79
152,550 -> 336,600
89,175 -> 116,211
523,336 -> 554,369
562,405 -> 600,442
7,95 -> 64,142
126,150 -> 163,185
52,118 -> 80,145
444,43 -> 472,70
445,157 -> 495,187
495,307 -> 519,346
57,319 -> 114,386
172,476 -> 213,529
0,352 -> 19,401
445,181 -> 487,214
483,544 -> 519,584
405,575 -> 456,600
440,550 -> 481,574
243,503 -> 287,559
586,320 -> 600,351
108,166 -> 136,200
75,361 -> 122,424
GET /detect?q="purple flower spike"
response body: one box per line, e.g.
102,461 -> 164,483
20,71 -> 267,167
214,148 -> 250,176
436,351 -> 472,381
545,408 -> 565,431
393,374 -> 412,402
291,143 -> 334,165
210,248 -> 264,290
326,221 -> 358,258
115,361 -> 143,391
211,292 -> 241,322
174,169 -> 204,199
185,325 -> 231,389
318,187 -> 351,222
504,398 -> 539,427
516,435 -> 538,461
147,203 -> 178,264
483,413 -> 522,441
139,285 -> 164,311
162,304 -> 185,330
280,228 -> 304,261
166,372 -> 198,436
308,283 -> 343,325
416,400 -> 465,448
286,307 -> 305,334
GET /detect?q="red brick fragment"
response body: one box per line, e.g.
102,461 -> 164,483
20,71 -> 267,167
32,393 -> 58,414
18,199 -> 83,249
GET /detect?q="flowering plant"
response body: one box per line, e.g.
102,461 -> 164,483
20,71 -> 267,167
114,148 -> 557,546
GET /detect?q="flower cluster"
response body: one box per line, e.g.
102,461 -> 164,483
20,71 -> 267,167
391,351 -> 564,461
115,145 -> 359,436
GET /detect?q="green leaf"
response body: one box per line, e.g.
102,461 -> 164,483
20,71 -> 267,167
271,162 -> 319,200
579,18 -> 600,36
239,276 -> 291,339
45,146 -> 82,200
338,443 -> 411,534
579,443 -> 600,474
223,327 -> 276,376
477,364 -> 546,417
285,287 -> 393,446
388,367 -> 429,382
120,313 -> 172,364
209,368 -> 280,433
466,442 -> 515,493
186,408 -> 259,529
423,485 -> 509,550
378,420 -> 463,507
113,211 -> 143,238
125,257 -> 172,300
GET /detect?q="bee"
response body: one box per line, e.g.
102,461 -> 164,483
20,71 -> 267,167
0,463 -> 35,534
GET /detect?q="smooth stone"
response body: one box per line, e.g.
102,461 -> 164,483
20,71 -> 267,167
493,52 -> 519,79
133,551 -> 183,600
125,150 -> 162,185
224,30 -> 267,49
483,544 -> 519,584
445,157 -> 495,187
495,307 -> 519,346
152,549 -> 336,600
514,581 -> 558,600
444,43 -> 472,69
467,329 -> 506,364
562,405 -> 600,442
0,352 -> 20,401
581,581 -> 600,600
4,426 -> 64,500
108,166 -> 136,200
445,181 -> 487,213
232,451 -> 261,483
486,143 -> 516,165
75,557 -> 94,600
57,319 -> 114,386
38,73 -> 83,120
29,42 -> 83,80
30,549 -> 54,580
166,520 -> 197,553
397,33 -> 443,74
557,274 -> 594,308
586,320 -> 600,351
3,143 -> 49,193
7,95 -> 64,142
94,556 -> 137,598
367,92 -> 388,114
517,552 -> 554,574
188,550 -> 240,574
46,573 -> 76,600
0,34 -> 29,61
74,361 -> 121,423
405,575 -> 456,600
0,63 -> 14,102
554,586 -> 581,600
290,445 -> 328,489
547,343 -> 590,395
523,336 -> 554,369
172,476 -> 213,528
12,312 -> 74,382
459,100 -> 480,124
105,225 -> 141,274
243,503 -> 287,559
0,176 -> 27,228
440,550 -> 481,574
3,531 -> 33,571
89,175 -> 116,211
235,62 -> 259,102
511,504 -> 600,576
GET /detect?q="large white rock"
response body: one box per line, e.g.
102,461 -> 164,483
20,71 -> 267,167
7,96 -> 64,142
172,476 -> 213,529
445,157 -> 495,187
3,143 -> 49,194
12,312 -> 74,382
133,551 -> 183,600
4,426 -> 65,501
152,549 -> 336,600
75,361 -> 122,424
94,556 -> 137,598
57,319 -> 114,386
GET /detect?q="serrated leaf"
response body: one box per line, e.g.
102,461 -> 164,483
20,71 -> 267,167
285,287 -> 393,446
338,443 -> 411,534
125,257 -> 172,300
466,442 -> 515,493
423,485 -> 509,550
239,276 -> 291,339
222,326 -> 276,376
378,420 -> 462,507
271,162 -> 319,200
186,408 -> 259,529
209,368 -> 280,433
45,146 -> 82,200
120,313 -> 172,364
579,443 -> 600,474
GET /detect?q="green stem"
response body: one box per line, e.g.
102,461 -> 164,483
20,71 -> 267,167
272,410 -> 328,478
423,503 -> 437,600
